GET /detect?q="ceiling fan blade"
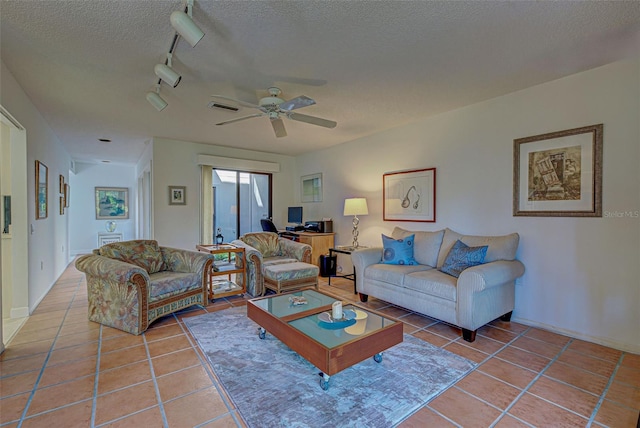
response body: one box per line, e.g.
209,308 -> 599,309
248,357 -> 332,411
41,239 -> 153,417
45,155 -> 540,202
278,96 -> 316,112
270,117 -> 287,138
287,112 -> 337,129
216,113 -> 264,126
210,95 -> 261,110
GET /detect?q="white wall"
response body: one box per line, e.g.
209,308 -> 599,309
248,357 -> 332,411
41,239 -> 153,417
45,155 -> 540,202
296,60 -> 640,353
69,162 -> 137,255
0,61 -> 72,310
151,138 -> 297,250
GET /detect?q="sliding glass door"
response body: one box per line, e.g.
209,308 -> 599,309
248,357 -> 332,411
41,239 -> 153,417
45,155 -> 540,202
212,169 -> 271,242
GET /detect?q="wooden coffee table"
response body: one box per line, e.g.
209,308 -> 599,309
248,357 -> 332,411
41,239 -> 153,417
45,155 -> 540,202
247,288 -> 403,390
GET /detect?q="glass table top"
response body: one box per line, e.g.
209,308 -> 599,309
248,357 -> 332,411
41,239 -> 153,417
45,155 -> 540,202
250,289 -> 336,319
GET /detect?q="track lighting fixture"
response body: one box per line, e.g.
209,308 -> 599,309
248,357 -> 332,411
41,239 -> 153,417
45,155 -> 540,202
146,85 -> 168,111
170,0 -> 204,47
155,53 -> 181,88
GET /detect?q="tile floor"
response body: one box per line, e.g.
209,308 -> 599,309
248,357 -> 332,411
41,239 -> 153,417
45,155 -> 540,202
1,263 -> 639,427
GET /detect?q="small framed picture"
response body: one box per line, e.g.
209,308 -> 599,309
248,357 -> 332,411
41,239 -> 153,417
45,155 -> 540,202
169,186 -> 186,205
59,174 -> 65,194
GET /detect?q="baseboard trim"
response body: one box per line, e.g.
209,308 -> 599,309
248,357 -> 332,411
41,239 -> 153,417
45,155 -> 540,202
512,316 -> 639,354
10,306 -> 29,318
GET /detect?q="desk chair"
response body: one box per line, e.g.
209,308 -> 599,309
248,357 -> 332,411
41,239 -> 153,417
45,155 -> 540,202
260,219 -> 279,233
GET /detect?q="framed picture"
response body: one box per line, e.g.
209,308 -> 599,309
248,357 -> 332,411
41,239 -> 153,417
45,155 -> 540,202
169,186 -> 186,205
301,173 -> 322,202
64,183 -> 70,207
36,160 -> 48,220
95,187 -> 129,219
513,124 -> 603,217
59,196 -> 65,215
383,168 -> 436,222
59,174 -> 65,194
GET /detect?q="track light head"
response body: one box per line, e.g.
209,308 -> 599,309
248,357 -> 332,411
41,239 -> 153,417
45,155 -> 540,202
146,90 -> 168,111
170,10 -> 204,47
154,63 -> 181,88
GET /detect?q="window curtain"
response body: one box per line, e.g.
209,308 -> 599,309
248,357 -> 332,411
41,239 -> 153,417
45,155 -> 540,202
200,165 -> 213,244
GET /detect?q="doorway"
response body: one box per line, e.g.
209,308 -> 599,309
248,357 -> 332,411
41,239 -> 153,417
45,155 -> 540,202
212,169 -> 271,243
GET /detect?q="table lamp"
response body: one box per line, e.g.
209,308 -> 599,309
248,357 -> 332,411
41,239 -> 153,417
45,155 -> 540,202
343,197 -> 368,248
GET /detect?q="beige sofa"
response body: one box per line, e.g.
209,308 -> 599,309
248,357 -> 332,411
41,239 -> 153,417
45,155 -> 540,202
352,227 -> 525,342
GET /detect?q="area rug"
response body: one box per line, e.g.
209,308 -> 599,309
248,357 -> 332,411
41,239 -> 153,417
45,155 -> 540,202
184,306 -> 476,428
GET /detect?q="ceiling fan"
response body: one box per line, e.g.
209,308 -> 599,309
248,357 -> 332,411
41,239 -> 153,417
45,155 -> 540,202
211,87 -> 337,138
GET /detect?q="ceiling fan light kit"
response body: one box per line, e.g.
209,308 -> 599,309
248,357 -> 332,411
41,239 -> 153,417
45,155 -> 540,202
146,0 -> 204,110
212,86 -> 337,138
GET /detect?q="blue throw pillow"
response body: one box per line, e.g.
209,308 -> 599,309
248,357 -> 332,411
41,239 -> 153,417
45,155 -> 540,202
382,234 -> 417,265
440,239 -> 487,278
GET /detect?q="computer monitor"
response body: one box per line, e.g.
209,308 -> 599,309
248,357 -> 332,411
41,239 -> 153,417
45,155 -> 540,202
287,206 -> 303,225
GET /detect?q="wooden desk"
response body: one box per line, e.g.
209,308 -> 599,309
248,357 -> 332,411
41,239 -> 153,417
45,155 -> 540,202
288,232 -> 335,266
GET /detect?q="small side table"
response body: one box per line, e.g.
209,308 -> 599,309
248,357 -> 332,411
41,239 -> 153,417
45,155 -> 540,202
328,246 -> 368,294
196,244 -> 246,300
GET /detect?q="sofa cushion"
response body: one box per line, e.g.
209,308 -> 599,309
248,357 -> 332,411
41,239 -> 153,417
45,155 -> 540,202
382,234 -> 417,265
392,227 -> 444,267
439,240 -> 487,278
404,269 -> 458,301
99,240 -> 166,274
364,263 -> 430,286
437,228 -> 520,268
241,232 -> 280,257
148,271 -> 201,302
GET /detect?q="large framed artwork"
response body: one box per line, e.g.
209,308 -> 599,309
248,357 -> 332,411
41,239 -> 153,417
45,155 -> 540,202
513,124 -> 603,217
301,173 -> 322,202
383,168 -> 436,222
95,187 -> 129,219
36,160 -> 48,220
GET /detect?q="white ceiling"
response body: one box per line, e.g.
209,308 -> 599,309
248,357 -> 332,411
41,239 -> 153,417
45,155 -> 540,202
1,1 -> 638,165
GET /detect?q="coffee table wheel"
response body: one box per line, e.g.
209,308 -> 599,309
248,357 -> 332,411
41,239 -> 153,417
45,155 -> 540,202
373,353 -> 383,363
319,373 -> 330,390
258,327 -> 266,339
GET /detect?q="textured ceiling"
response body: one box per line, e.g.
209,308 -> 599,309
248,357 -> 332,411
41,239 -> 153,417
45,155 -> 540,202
1,1 -> 638,165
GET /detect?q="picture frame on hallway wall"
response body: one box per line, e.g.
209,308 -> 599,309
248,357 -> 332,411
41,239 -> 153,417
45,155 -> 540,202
383,168 -> 436,222
59,196 -> 65,215
513,124 -> 603,217
36,160 -> 48,220
301,173 -> 322,203
95,187 -> 129,219
169,186 -> 186,205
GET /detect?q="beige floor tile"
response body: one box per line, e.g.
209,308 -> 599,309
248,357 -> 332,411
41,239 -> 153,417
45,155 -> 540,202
163,387 -> 230,427
151,348 -> 201,377
557,349 -> 616,377
0,339 -> 53,361
497,346 -> 551,372
21,400 -> 92,428
412,329 -> 452,347
100,345 -> 148,371
99,333 -> 145,353
100,406 -> 165,427
47,342 -> 99,366
455,335 -> 505,355
27,375 -> 95,416
52,330 -> 100,349
594,398 -> 640,427
493,414 -> 533,428
477,325 -> 518,343
399,406 -> 457,427
146,335 -> 191,358
94,381 -> 158,425
97,360 -> 152,395
478,359 -> 537,389
39,356 -> 97,387
444,342 -> 489,363
614,365 -> 640,388
508,393 -> 588,427
0,393 -> 33,424
456,371 -> 521,410
0,353 -> 47,377
0,371 -> 39,398
528,376 -> 599,418
429,386 -> 502,427
605,380 -> 640,409
143,323 -> 186,342
156,365 -> 213,402
567,339 -> 623,362
543,361 -> 609,395
58,320 -> 100,337
510,335 -> 563,359
621,352 -> 640,370
524,328 -> 571,347
5,327 -> 59,346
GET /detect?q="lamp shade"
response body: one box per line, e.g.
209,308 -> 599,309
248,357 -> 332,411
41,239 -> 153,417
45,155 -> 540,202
146,91 -> 168,111
343,198 -> 369,216
154,63 -> 181,88
170,10 -> 205,47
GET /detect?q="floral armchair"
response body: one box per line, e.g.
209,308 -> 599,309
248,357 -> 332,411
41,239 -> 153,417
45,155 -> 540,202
231,232 -> 312,296
75,240 -> 215,335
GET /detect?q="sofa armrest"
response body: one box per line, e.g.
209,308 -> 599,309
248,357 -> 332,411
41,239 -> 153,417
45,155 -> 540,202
278,238 -> 312,263
351,247 -> 383,292
231,239 -> 264,297
76,254 -> 150,284
160,247 -> 215,275
457,260 -> 525,293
